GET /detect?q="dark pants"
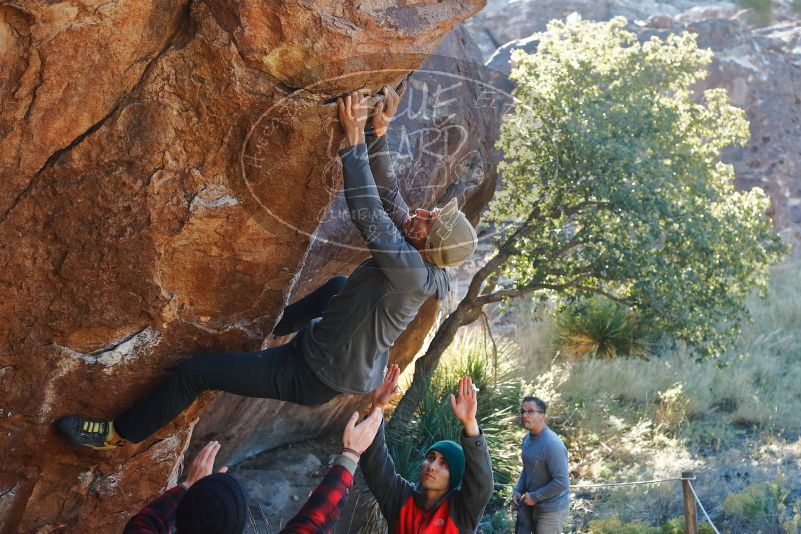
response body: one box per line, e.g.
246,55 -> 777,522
114,277 -> 348,443
516,506 -> 568,534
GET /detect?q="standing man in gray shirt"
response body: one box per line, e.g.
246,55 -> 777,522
512,396 -> 570,534
56,87 -> 478,450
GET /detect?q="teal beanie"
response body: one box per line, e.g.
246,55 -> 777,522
426,440 -> 465,490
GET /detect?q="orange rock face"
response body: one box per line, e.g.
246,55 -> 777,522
0,1 -> 486,531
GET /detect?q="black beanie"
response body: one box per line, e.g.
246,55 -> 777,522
175,473 -> 247,534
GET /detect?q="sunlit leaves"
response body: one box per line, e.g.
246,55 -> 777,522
486,18 -> 786,355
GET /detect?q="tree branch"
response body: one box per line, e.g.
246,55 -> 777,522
476,282 -> 565,305
466,205 -> 547,302
573,285 -> 632,305
475,273 -> 630,306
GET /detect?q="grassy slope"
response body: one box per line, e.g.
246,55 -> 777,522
500,261 -> 801,532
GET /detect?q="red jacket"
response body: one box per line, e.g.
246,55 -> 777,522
361,423 -> 494,533
396,493 -> 459,533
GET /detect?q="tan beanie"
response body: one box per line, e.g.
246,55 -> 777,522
425,198 -> 478,268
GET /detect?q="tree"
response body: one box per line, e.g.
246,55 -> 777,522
391,17 -> 786,426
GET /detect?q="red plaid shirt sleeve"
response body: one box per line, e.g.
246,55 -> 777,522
123,485 -> 186,534
281,464 -> 354,534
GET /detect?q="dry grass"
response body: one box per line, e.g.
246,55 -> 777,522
493,260 -> 801,532
510,261 -> 801,438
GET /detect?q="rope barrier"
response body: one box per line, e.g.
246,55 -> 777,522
494,475 -> 693,490
572,476 -> 693,489
687,479 -> 722,534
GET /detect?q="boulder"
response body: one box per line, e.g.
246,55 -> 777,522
0,0 -> 486,531
192,22 -> 499,467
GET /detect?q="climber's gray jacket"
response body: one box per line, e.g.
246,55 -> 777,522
302,136 -> 449,394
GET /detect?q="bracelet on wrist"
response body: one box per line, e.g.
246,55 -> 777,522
342,447 -> 362,457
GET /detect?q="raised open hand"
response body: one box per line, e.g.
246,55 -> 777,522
449,376 -> 479,436
372,85 -> 401,137
341,407 -> 384,461
183,441 -> 228,489
337,90 -> 369,147
371,363 -> 400,409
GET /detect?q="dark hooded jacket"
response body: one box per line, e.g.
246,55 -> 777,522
361,422 -> 494,533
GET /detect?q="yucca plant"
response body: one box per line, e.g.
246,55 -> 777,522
554,296 -> 651,359
356,498 -> 388,534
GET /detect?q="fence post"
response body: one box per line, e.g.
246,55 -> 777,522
682,471 -> 698,534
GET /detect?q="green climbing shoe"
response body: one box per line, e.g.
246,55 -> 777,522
55,416 -> 124,450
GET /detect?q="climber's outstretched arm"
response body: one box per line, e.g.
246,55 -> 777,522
366,85 -> 409,230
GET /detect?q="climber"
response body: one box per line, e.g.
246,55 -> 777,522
55,86 -> 478,450
361,368 -> 494,533
123,406 -> 384,533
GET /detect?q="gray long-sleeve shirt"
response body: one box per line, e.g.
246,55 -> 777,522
301,138 -> 449,394
514,427 -> 570,513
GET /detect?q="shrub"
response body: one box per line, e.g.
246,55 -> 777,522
660,516 -> 716,534
654,382 -> 689,436
723,479 -> 788,534
479,508 -> 516,533
357,499 -> 387,534
554,297 -> 650,360
779,497 -> 801,533
587,515 -> 718,534
587,516 -> 660,534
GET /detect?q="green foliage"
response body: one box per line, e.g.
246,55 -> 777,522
488,17 -> 786,356
588,516 -> 660,534
554,296 -> 650,359
660,516 -> 715,533
503,262 -> 801,530
386,331 -> 523,507
725,478 -> 785,515
479,508 -> 516,533
723,479 -> 789,533
588,515 -> 717,534
779,498 -> 801,533
548,263 -> 801,438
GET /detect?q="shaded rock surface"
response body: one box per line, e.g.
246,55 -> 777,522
481,7 -> 801,249
0,1 -> 487,531
229,434 -> 363,533
232,448 -> 330,529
